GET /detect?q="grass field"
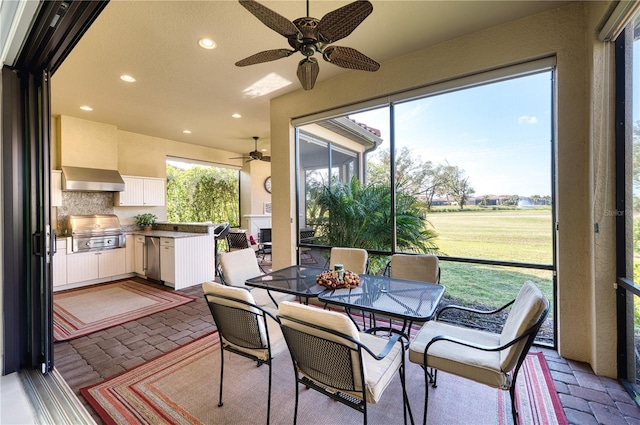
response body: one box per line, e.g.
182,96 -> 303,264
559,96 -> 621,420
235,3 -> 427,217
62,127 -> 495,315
424,207 -> 554,310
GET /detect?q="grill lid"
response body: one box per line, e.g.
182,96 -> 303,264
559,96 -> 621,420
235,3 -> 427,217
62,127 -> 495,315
68,214 -> 122,235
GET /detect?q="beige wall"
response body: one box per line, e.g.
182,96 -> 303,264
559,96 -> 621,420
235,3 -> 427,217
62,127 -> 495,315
52,116 -> 268,226
270,2 -> 618,376
58,115 -> 118,169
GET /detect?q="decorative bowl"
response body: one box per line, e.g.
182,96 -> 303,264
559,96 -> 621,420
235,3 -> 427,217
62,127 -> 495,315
316,270 -> 361,289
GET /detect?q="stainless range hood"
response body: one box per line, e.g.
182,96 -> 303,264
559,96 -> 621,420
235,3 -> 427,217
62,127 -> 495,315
61,166 -> 125,192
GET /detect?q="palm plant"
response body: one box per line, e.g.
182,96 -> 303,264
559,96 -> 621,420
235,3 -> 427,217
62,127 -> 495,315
310,177 -> 439,255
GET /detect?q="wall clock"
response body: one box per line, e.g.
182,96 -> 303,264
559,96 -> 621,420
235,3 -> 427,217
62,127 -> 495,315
264,176 -> 272,193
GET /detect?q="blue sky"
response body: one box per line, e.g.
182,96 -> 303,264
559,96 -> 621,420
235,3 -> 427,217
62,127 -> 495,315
350,71 -> 552,197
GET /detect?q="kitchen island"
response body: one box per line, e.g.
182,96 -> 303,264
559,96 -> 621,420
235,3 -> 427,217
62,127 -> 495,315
54,222 -> 216,292
131,222 -> 216,290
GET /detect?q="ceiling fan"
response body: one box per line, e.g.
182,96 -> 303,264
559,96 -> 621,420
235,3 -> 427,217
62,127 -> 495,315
235,0 -> 380,90
230,136 -> 271,162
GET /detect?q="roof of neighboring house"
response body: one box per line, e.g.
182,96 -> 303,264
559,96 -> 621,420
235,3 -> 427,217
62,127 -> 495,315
316,116 -> 383,149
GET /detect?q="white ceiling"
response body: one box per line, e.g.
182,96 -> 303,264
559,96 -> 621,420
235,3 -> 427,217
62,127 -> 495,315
51,0 -> 571,156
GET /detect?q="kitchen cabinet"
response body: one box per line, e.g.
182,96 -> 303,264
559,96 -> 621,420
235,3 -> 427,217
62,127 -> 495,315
158,235 -> 214,289
51,170 -> 63,207
115,176 -> 165,206
66,248 -> 126,284
160,238 -> 175,285
134,235 -> 146,275
125,234 -> 135,273
53,239 -> 67,288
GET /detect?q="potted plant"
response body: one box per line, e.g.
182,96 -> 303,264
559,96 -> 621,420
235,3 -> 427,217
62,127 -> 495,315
134,213 -> 157,231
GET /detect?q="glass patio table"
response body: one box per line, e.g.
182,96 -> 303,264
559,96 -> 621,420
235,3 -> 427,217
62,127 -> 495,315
318,273 -> 445,331
245,265 -> 327,301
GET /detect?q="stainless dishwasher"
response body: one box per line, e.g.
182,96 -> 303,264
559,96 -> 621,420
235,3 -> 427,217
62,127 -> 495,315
145,236 -> 161,282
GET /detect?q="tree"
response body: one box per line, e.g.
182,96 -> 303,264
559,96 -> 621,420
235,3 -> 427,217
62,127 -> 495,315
367,148 -> 452,211
310,177 -> 439,254
445,166 -> 475,210
166,164 -> 239,225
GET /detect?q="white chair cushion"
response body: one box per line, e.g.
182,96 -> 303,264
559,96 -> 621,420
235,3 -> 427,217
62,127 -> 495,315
409,321 -> 510,389
219,248 -> 262,286
202,281 -> 286,360
390,254 -> 439,283
218,248 -> 294,307
329,247 -> 368,274
359,332 -> 403,404
278,301 -> 402,403
499,281 -> 547,371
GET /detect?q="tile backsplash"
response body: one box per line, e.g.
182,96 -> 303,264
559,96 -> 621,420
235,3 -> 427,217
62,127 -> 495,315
56,192 -> 114,234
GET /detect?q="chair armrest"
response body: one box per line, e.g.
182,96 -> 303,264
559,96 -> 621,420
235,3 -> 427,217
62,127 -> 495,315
423,322 -> 540,356
436,299 -> 515,320
364,326 -> 409,345
361,333 -> 402,360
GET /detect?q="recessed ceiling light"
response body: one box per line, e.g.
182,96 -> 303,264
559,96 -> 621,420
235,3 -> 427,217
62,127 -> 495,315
232,113 -> 242,118
80,105 -> 93,111
120,74 -> 136,83
198,38 -> 217,49
261,148 -> 268,152
183,130 -> 192,134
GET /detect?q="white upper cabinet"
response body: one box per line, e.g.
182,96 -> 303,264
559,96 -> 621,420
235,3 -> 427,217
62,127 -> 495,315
115,175 -> 165,206
51,170 -> 63,206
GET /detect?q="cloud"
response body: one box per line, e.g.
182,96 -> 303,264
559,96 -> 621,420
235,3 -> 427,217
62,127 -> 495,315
518,115 -> 538,125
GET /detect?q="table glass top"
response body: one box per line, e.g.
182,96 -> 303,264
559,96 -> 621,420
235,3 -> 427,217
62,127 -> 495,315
318,273 -> 445,321
245,265 -> 327,297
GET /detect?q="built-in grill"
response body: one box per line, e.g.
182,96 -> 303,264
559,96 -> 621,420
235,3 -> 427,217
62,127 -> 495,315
68,214 -> 125,253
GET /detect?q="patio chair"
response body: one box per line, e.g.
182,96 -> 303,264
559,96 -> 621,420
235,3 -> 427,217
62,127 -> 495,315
227,228 -> 270,262
408,280 -> 549,425
217,247 -> 294,308
213,222 -> 230,275
386,254 -> 440,284
328,247 -> 369,274
277,301 -> 414,425
202,281 -> 287,425
377,254 -> 441,337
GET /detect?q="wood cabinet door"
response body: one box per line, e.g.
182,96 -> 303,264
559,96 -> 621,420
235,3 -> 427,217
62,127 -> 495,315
116,176 -> 144,206
143,178 -> 165,206
66,252 -> 99,284
99,249 -> 126,278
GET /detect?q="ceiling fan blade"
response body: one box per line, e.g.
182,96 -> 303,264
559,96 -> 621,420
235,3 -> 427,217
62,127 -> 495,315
261,156 -> 271,162
297,57 -> 319,90
230,156 -> 250,160
235,49 -> 294,67
318,0 -> 373,43
323,46 -> 380,71
239,0 -> 301,38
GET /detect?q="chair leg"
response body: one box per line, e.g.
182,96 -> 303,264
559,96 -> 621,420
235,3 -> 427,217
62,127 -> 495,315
399,361 -> 414,425
218,348 -> 224,407
509,385 -> 518,424
422,366 -> 430,425
266,362 -> 272,425
293,381 -> 299,425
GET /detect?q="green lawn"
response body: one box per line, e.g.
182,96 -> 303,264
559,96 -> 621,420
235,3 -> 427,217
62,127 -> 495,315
424,207 -> 554,310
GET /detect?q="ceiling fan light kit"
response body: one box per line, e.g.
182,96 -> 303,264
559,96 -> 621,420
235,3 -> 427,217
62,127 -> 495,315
236,0 -> 380,90
229,136 -> 271,162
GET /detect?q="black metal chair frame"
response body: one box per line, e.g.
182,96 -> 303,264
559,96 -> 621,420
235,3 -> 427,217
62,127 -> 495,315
278,314 -> 414,425
378,256 -> 442,338
227,229 -> 270,262
419,299 -> 550,425
213,222 -> 230,276
203,292 -> 281,425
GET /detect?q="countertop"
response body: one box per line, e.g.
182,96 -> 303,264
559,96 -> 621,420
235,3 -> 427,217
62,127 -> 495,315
130,230 -> 210,238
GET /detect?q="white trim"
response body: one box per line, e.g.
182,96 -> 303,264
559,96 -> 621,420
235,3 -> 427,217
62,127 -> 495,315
390,56 -> 556,104
598,0 -> 640,42
292,56 -> 556,126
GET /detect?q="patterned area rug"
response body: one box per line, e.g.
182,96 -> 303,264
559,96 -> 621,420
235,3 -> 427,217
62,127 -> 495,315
81,332 -> 567,425
53,279 -> 194,342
